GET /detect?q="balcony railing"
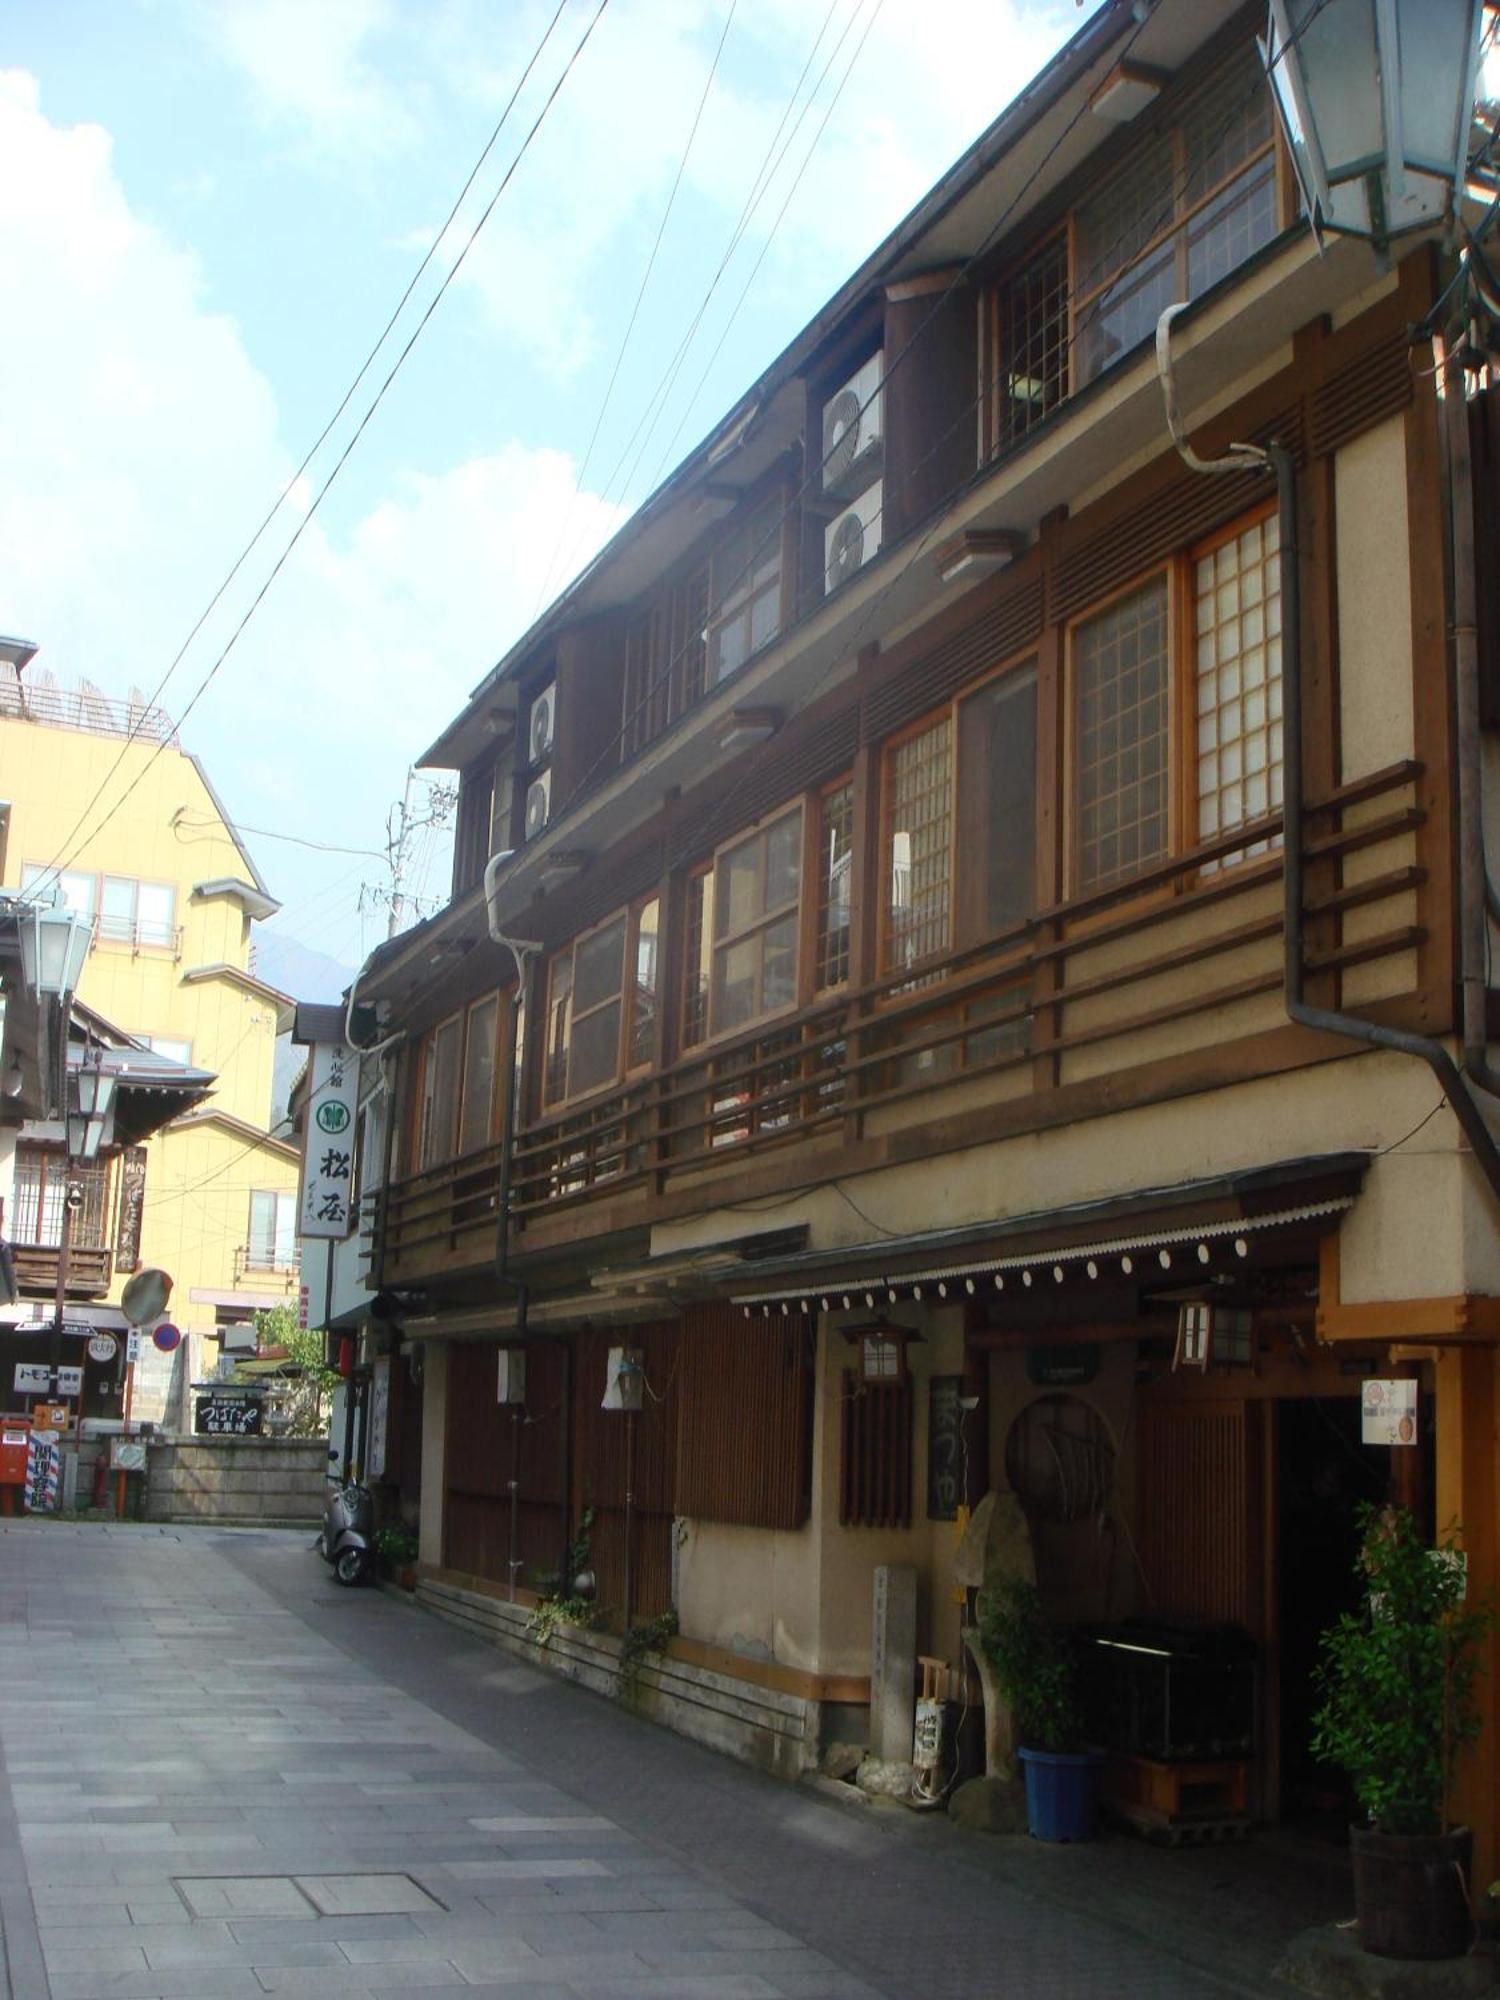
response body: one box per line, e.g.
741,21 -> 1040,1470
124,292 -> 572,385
10,1244 -> 114,1298
0,674 -> 177,745
376,758 -> 1426,1282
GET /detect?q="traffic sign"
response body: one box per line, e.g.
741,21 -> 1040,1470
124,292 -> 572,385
152,1323 -> 181,1353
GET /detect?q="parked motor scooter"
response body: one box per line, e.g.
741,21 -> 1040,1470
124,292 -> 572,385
318,1477 -> 375,1585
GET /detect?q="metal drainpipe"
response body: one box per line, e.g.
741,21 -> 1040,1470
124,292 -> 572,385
1154,307 -> 1500,1211
1441,360 -> 1500,1097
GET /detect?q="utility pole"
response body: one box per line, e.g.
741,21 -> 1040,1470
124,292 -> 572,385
381,769 -> 456,940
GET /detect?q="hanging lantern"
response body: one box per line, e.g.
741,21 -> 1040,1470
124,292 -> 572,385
1263,0 -> 1485,244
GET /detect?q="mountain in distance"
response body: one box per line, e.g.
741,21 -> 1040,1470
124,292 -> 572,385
252,929 -> 354,1006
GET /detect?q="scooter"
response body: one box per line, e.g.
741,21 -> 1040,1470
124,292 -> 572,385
318,1477 -> 375,1585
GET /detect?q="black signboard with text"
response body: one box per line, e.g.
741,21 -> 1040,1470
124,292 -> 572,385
194,1391 -> 263,1437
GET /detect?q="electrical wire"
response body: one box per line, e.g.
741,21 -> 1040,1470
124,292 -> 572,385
32,0 -> 613,901
533,0 -> 740,615
31,0 -> 573,898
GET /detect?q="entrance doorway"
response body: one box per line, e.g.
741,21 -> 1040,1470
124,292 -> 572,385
1275,1397 -> 1388,1830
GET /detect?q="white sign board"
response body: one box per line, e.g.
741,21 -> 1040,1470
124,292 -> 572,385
367,1356 -> 390,1482
300,1041 -> 359,1239
88,1333 -> 118,1364
13,1364 -> 82,1396
1361,1378 -> 1418,1446
126,1332 -> 142,1365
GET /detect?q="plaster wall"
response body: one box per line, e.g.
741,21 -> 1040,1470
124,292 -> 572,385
1335,416 -> 1415,781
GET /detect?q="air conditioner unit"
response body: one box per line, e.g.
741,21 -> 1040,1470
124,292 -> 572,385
524,768 -> 552,841
496,1349 -> 526,1405
528,682 -> 556,765
821,351 -> 883,497
824,481 -> 883,596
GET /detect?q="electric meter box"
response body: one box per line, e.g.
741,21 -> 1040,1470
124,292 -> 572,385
602,1347 -> 644,1412
496,1349 -> 527,1405
0,1425 -> 31,1485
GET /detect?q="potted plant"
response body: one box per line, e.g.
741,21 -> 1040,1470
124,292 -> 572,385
374,1523 -> 419,1589
980,1574 -> 1100,1842
1311,1503 -> 1492,1961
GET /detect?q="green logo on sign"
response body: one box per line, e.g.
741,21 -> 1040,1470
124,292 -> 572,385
316,1101 -> 351,1134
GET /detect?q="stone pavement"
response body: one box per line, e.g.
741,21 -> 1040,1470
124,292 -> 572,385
0,1522 -> 1350,1999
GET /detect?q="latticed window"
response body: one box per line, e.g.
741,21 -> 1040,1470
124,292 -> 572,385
11,1147 -> 110,1247
1075,43 -> 1277,387
882,717 -> 953,973
621,566 -> 709,760
1072,576 -> 1170,893
1195,513 -> 1283,860
815,781 -> 854,991
681,869 -> 713,1051
989,233 -> 1069,451
707,498 -> 784,686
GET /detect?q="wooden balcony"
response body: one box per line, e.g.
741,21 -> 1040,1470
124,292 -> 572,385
11,1243 -> 114,1298
376,759 -> 1427,1284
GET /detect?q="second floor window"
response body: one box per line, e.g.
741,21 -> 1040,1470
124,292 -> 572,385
100,876 -> 175,948
1068,506 -> 1282,896
712,808 -> 802,1033
544,899 -> 659,1106
12,1146 -> 109,1247
883,717 -> 954,975
248,1188 -> 296,1269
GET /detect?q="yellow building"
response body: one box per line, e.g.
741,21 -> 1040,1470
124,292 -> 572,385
0,668 -> 300,1417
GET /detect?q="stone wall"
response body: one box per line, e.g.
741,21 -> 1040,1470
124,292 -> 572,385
143,1436 -> 326,1525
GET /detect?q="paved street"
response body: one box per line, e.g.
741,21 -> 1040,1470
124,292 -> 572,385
0,1524 -> 1348,1999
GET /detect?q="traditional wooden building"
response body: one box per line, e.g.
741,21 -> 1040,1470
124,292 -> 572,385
350,0 -> 1500,1874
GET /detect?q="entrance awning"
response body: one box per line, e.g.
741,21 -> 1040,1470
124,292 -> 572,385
728,1154 -> 1368,1314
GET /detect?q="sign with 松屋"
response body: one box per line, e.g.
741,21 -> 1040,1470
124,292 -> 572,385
300,1041 -> 359,1240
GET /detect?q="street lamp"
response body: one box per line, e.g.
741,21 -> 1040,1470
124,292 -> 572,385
1264,0 -> 1486,244
16,889 -> 92,1005
67,1052 -> 115,1162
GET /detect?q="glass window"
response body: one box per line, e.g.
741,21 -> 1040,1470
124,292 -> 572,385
1075,44 -> 1277,388
990,234 -> 1070,451
21,864 -> 95,919
957,667 -> 1038,943
711,808 -> 803,1035
707,498 -> 783,685
248,1189 -> 296,1268
628,899 -> 660,1070
543,954 -> 574,1108
815,782 -> 854,991
418,1016 -> 462,1168
883,718 -> 953,974
145,1035 -> 192,1064
1195,514 -> 1283,861
1072,576 -> 1170,893
543,914 -> 634,1105
97,876 -> 175,946
457,995 -> 500,1155
682,870 -> 714,1050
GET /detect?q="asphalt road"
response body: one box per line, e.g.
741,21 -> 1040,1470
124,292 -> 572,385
0,1523 -> 1347,1999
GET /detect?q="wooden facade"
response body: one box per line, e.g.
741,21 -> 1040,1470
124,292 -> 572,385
358,0 -> 1500,1878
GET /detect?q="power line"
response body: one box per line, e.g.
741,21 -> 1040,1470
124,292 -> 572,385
35,0 -> 612,900
544,0 -> 852,590
32,0 -> 573,897
534,0 -> 740,615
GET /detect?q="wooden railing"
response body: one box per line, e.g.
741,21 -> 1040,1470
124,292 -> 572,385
11,1244 -> 114,1297
376,759 -> 1426,1281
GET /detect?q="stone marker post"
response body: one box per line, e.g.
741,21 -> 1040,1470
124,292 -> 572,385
869,1563 -> 917,1764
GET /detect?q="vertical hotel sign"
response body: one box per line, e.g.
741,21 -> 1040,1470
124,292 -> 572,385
300,1042 -> 359,1239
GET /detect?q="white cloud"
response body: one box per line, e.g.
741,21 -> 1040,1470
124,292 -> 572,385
0,69 -> 624,950
184,0 -> 421,159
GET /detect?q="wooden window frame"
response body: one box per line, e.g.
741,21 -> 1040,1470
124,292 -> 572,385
457,992 -> 503,1158
813,775 -> 855,994
1061,503 -> 1284,901
415,1009 -> 464,1170
706,802 -> 806,1042
706,492 -> 789,689
878,710 -> 956,982
543,897 -> 661,1110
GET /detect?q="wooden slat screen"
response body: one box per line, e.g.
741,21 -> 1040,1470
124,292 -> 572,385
865,575 -> 1045,741
443,1338 -> 567,1589
675,1305 -> 813,1529
839,1372 -> 913,1528
1309,328 -> 1413,459
1137,1400 -> 1259,1629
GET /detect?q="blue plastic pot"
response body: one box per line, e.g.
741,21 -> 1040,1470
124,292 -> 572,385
1017,1746 -> 1102,1842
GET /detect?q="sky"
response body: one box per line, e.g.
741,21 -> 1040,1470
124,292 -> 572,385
2,0 -> 1096,986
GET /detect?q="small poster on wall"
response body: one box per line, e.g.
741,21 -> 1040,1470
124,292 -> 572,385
1361,1378 -> 1418,1446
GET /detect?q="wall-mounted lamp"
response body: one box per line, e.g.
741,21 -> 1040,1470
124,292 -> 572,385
933,528 -> 1026,586
717,708 -> 781,754
1091,59 -> 1168,123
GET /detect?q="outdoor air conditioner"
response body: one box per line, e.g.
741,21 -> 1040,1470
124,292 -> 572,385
821,351 -> 883,497
528,681 -> 556,765
824,481 -> 884,596
523,769 -> 552,841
